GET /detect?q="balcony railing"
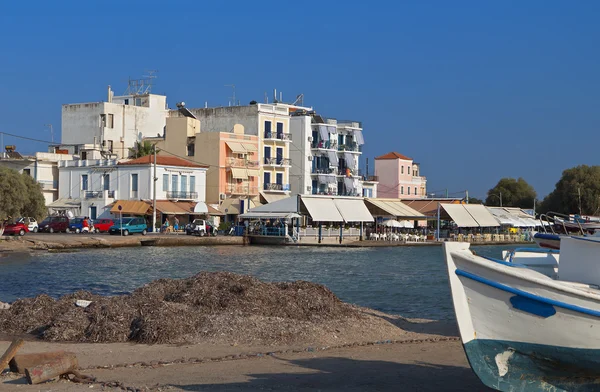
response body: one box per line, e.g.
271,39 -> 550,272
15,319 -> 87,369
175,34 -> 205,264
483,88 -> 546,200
226,184 -> 259,195
357,171 -> 379,182
38,180 -> 59,190
312,167 -> 338,175
311,140 -> 338,150
264,157 -> 291,166
263,183 -> 290,191
84,190 -> 116,199
338,143 -> 360,152
166,191 -> 198,200
226,157 -> 260,168
264,132 -> 292,141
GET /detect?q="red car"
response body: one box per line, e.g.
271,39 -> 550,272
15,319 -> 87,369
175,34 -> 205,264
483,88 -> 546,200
93,218 -> 114,233
3,222 -> 29,236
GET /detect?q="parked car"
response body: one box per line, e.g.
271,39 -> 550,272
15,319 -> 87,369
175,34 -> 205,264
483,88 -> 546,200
93,218 -> 114,233
185,219 -> 218,236
68,217 -> 95,234
2,222 -> 29,236
39,216 -> 70,233
108,217 -> 148,236
17,217 -> 38,233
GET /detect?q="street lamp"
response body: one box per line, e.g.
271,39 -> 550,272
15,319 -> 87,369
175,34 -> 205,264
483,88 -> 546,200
489,192 -> 502,207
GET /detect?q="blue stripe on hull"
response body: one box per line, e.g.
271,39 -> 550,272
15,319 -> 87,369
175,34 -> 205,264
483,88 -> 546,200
463,339 -> 600,391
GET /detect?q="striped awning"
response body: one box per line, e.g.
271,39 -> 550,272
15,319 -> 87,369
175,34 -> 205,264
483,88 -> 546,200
231,168 -> 248,179
226,142 -> 246,154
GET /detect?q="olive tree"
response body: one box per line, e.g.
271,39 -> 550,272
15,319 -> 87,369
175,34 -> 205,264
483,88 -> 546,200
485,178 -> 537,209
540,165 -> 600,215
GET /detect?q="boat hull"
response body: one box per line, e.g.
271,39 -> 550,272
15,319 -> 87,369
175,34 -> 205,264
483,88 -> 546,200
444,242 -> 600,391
533,233 -> 561,250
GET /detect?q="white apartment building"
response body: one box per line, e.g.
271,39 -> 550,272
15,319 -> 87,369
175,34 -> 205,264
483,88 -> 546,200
288,110 -> 376,198
56,155 -> 208,222
61,86 -> 168,159
168,103 -> 292,203
0,146 -> 74,206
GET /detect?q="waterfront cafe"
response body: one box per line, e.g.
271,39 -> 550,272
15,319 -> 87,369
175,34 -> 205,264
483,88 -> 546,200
436,203 -> 500,240
363,198 -> 427,231
239,195 -> 374,243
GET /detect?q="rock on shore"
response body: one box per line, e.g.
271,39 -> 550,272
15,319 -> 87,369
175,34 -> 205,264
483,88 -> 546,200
0,302 -> 9,310
0,272 -> 411,346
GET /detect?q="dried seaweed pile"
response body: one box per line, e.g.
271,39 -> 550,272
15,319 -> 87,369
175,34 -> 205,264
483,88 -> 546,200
0,272 -> 362,345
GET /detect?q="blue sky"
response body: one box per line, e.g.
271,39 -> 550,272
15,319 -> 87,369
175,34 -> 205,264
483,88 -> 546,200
1,0 -> 598,199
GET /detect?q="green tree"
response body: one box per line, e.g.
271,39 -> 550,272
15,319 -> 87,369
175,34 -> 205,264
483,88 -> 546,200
128,141 -> 155,158
0,167 -> 28,220
485,177 -> 537,208
468,197 -> 484,204
20,172 -> 47,220
539,165 -> 600,215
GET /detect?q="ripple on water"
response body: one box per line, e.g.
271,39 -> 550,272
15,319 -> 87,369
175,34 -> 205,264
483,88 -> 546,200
0,244 -> 511,321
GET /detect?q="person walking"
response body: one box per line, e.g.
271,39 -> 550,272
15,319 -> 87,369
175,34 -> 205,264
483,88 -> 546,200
174,216 -> 180,233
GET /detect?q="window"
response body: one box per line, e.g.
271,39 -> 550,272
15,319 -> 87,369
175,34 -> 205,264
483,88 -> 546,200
181,175 -> 188,193
106,140 -> 113,153
401,166 -> 404,174
171,175 -> 178,192
81,175 -> 88,191
415,187 -> 417,196
131,174 -> 138,192
408,166 -> 411,175
338,134 -> 343,146
124,99 -> 129,105
163,174 -> 169,191
264,172 -> 271,185
264,146 -> 271,164
190,176 -> 196,193
187,143 -> 195,157
100,114 -> 106,127
276,173 -> 283,185
103,174 -> 110,191
276,147 -> 283,164
23,169 -> 31,176
407,187 -> 411,195
276,122 -> 283,138
107,114 -> 114,128
401,186 -> 404,195
81,151 -> 87,160
264,121 -> 272,138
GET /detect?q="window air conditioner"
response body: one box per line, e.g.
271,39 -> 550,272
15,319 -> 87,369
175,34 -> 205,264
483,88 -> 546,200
308,156 -> 313,161
308,136 -> 313,142
307,186 -> 312,191
219,193 -> 226,200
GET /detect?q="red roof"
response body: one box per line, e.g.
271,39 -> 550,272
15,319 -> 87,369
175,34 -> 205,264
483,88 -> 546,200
119,155 -> 208,168
375,152 -> 412,160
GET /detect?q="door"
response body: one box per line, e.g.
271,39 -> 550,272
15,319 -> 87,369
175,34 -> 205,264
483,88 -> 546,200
264,146 -> 271,164
276,148 -> 283,164
90,206 -> 97,220
264,172 -> 271,189
276,173 -> 283,186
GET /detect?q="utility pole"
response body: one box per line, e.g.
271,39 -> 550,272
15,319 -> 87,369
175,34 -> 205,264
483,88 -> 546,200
45,124 -> 54,143
152,144 -> 157,232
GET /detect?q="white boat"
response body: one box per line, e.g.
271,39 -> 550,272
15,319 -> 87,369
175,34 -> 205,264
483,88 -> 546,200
501,247 -> 559,278
444,237 -> 600,391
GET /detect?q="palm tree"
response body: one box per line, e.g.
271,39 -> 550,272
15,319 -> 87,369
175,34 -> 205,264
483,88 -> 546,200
129,141 -> 155,158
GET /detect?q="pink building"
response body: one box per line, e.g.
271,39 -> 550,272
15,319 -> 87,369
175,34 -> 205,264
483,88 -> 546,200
374,152 -> 427,199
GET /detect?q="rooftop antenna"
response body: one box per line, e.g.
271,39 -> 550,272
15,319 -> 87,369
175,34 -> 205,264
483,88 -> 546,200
264,92 -> 268,104
292,94 -> 304,106
225,84 -> 236,107
124,70 -> 158,95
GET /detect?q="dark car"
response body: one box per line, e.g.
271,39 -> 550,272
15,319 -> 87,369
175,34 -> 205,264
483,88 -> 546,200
3,222 -> 29,236
108,217 -> 148,236
39,216 -> 70,233
93,218 -> 114,233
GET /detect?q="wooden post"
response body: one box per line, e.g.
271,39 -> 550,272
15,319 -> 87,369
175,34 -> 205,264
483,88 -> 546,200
9,351 -> 70,374
25,353 -> 78,384
0,339 -> 24,372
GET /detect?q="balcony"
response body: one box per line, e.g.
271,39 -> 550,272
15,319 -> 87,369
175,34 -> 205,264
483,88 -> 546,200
166,191 -> 198,200
312,167 -> 338,175
263,183 -> 290,192
84,190 -> 116,199
226,184 -> 259,195
311,140 -> 338,150
38,179 -> 58,190
338,143 -> 361,153
357,171 -> 379,182
226,157 -> 260,168
264,157 -> 291,167
263,132 -> 292,142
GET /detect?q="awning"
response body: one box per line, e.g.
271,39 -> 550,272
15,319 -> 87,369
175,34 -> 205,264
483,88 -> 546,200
354,130 -> 365,145
465,204 -> 500,227
301,197 -> 344,222
344,152 -> 356,169
239,212 -> 301,219
441,204 -> 479,227
365,199 -> 425,219
155,201 -> 194,215
242,143 -> 257,152
327,150 -> 339,166
226,141 -> 246,154
110,200 -> 151,215
318,125 -> 330,141
219,198 -> 240,215
318,174 -> 336,184
259,192 -> 291,204
246,168 -> 260,177
344,177 -> 355,190
231,168 -> 248,179
48,198 -> 81,209
333,199 -> 373,222
193,201 -> 208,214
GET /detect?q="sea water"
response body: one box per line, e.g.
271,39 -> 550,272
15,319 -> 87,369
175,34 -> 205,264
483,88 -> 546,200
0,244 -> 508,321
